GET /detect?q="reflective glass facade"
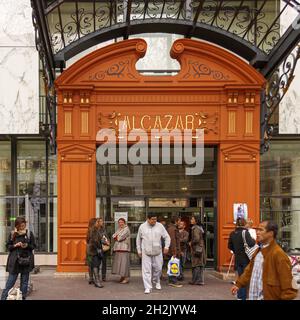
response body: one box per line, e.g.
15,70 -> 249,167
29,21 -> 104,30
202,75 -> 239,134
0,139 -> 57,253
260,140 -> 300,252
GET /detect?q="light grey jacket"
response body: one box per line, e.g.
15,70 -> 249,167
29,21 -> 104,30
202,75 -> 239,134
136,221 -> 171,256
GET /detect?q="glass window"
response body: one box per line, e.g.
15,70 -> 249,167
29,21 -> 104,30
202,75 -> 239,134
17,140 -> 46,197
260,141 -> 300,252
97,147 -> 215,197
49,153 -> 57,196
0,141 -> 11,196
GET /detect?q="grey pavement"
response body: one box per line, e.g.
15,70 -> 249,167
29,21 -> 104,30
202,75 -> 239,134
1,267 -> 299,300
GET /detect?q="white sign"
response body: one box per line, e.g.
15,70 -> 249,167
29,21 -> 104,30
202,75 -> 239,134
114,212 -> 128,232
233,203 -> 248,222
115,212 -> 128,223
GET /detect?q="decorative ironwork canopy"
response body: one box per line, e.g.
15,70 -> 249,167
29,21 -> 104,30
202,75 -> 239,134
31,0 -> 300,153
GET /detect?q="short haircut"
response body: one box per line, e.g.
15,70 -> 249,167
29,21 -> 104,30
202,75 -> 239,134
170,215 -> 179,224
263,220 -> 278,239
192,215 -> 201,226
15,216 -> 26,228
118,218 -> 126,223
236,218 -> 246,227
147,213 -> 157,219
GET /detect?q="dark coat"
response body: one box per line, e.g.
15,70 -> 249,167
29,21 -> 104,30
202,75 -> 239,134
87,227 -> 104,257
191,225 -> 206,267
228,227 -> 256,268
166,223 -> 181,258
6,230 -> 36,274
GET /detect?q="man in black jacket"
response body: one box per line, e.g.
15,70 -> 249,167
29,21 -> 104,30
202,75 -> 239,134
228,217 -> 256,300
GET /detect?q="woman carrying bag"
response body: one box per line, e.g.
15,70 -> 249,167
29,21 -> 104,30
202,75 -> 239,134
111,218 -> 131,284
1,216 -> 36,300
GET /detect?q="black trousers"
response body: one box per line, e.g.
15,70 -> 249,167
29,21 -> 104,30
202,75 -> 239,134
192,266 -> 204,284
101,252 -> 107,279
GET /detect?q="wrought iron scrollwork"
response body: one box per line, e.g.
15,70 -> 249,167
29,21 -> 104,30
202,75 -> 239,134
31,0 -> 57,154
43,0 -> 294,57
261,44 -> 300,153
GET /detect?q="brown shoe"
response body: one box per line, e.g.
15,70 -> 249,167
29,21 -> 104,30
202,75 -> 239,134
119,277 -> 125,283
120,278 -> 129,284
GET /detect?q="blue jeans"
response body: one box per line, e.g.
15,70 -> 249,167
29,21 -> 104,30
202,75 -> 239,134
1,273 -> 30,300
237,263 -> 248,300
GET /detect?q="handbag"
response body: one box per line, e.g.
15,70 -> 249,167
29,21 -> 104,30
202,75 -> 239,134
17,249 -> 30,266
102,244 -> 110,253
242,230 -> 259,260
7,287 -> 22,300
194,245 -> 203,257
17,254 -> 30,266
102,235 -> 110,252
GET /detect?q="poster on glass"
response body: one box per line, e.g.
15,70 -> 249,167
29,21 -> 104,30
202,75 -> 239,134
233,203 -> 248,222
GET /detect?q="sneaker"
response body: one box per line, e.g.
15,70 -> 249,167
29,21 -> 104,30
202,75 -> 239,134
144,288 -> 151,294
168,283 -> 183,288
155,283 -> 162,290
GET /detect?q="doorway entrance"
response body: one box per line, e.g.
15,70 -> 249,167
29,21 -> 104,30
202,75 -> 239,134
96,147 -> 217,267
55,38 -> 263,272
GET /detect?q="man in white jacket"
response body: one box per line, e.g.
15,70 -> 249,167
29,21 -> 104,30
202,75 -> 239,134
136,213 -> 171,294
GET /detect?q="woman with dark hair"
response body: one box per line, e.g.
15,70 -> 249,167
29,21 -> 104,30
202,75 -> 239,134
189,215 -> 206,285
86,218 -> 97,285
112,218 -> 131,284
1,216 -> 36,300
87,218 -> 104,288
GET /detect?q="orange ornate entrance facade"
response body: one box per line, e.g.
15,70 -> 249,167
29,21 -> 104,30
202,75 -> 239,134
55,38 -> 265,272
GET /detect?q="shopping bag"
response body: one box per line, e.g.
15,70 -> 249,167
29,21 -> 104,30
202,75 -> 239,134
7,287 -> 22,300
167,257 -> 181,277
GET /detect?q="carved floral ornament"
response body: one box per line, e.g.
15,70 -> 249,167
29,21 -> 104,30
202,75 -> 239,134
97,111 -> 218,134
183,61 -> 230,81
88,60 -> 138,81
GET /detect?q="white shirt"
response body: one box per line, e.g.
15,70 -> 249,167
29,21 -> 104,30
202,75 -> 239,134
248,228 -> 257,241
136,221 -> 170,256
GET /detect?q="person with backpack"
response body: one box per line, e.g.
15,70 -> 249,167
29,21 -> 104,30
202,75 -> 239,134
228,217 -> 256,300
1,216 -> 36,300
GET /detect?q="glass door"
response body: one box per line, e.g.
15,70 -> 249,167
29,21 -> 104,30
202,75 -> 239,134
97,196 -> 146,265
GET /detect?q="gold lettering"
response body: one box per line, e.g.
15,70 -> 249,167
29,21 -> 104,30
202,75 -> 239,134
132,116 -> 136,129
125,116 -> 131,130
164,115 -> 173,130
175,115 -> 184,130
153,115 -> 163,129
141,115 -> 151,130
198,118 -> 202,128
185,115 -> 194,130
